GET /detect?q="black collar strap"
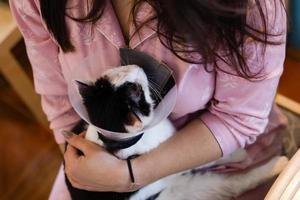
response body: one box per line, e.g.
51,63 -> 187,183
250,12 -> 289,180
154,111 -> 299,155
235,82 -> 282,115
97,131 -> 144,151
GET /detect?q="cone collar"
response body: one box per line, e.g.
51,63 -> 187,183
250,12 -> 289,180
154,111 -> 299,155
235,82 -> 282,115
68,48 -> 177,141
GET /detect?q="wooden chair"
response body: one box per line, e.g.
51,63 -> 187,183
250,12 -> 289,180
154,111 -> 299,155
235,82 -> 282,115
276,94 -> 300,115
265,149 -> 300,200
0,2 -> 48,127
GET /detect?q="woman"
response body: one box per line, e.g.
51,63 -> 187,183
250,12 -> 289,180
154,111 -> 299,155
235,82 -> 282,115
10,0 -> 287,199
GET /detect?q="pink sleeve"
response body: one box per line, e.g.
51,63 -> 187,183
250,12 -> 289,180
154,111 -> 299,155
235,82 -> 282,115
10,0 -> 80,143
200,0 -> 287,156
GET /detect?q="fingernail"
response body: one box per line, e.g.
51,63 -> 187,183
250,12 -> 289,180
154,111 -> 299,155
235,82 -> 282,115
62,130 -> 74,139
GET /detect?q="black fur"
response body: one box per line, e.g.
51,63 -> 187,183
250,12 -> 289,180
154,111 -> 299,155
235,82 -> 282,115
65,176 -> 136,200
77,77 -> 150,133
70,120 -> 87,134
146,192 -> 161,200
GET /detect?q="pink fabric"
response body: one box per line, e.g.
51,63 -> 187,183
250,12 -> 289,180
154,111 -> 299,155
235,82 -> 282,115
49,165 -> 71,200
10,0 -> 287,155
10,0 -> 288,198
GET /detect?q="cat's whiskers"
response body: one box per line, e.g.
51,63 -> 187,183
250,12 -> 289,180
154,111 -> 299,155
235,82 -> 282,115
147,77 -> 164,92
148,83 -> 163,103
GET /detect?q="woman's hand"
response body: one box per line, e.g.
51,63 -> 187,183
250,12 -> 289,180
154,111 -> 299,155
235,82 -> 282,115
62,118 -> 222,193
63,131 -> 131,192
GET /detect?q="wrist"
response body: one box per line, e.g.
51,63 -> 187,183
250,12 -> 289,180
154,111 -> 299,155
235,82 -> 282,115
117,159 -> 141,192
131,155 -> 154,188
118,156 -> 148,192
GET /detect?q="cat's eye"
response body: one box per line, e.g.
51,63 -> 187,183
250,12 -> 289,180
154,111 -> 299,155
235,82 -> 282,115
127,83 -> 142,93
125,82 -> 137,88
131,83 -> 139,91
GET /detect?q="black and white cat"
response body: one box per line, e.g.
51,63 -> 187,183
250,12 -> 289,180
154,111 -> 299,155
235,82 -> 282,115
66,65 -> 288,200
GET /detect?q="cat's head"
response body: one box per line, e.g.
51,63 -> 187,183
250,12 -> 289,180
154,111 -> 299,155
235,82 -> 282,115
77,65 -> 154,133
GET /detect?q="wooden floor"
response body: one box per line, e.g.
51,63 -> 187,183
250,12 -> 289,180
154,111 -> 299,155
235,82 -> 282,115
0,41 -> 62,200
0,40 -> 299,200
278,58 -> 300,103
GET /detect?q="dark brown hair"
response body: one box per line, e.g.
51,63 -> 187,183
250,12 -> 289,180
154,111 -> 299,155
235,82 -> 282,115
40,0 -> 286,79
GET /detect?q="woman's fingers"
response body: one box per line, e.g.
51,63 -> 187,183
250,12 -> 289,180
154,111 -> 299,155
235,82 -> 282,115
68,175 -> 106,192
62,130 -> 128,192
66,164 -> 110,192
67,173 -> 91,190
64,143 -> 80,162
62,131 -> 93,154
64,144 -> 82,180
79,131 -> 86,137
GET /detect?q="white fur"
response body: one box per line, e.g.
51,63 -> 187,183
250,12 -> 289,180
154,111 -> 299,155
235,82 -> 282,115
85,118 -> 176,200
85,119 -> 288,200
115,119 -> 175,159
155,156 -> 288,200
84,65 -> 288,200
85,125 -> 104,146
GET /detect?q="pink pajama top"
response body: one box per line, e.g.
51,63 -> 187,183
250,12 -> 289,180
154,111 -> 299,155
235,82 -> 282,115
11,0 -> 287,170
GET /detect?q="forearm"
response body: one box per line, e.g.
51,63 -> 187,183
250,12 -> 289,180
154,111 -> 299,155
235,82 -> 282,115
132,118 -> 222,187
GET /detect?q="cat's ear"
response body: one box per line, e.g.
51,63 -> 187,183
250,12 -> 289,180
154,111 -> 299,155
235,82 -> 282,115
124,112 -> 144,133
76,80 -> 92,98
